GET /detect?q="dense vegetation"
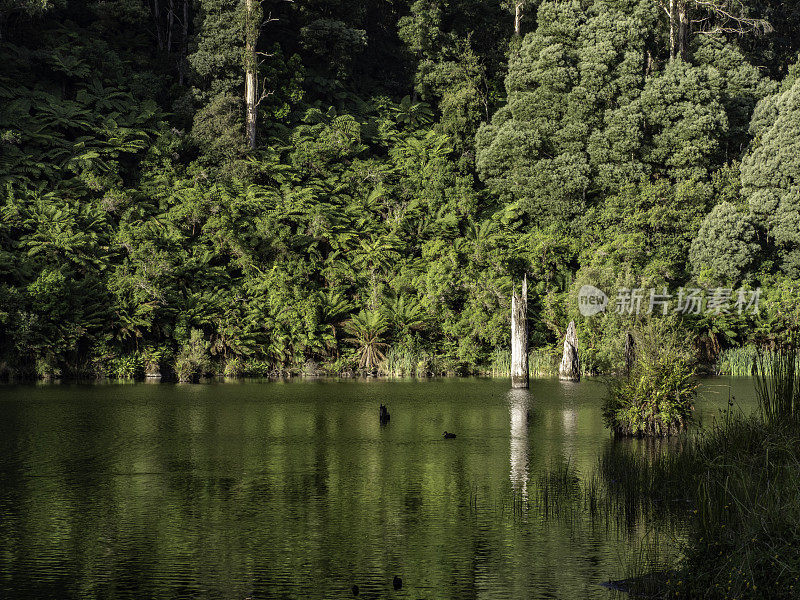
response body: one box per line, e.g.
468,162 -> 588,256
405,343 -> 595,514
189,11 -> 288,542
598,347 -> 800,599
2,0 -> 800,380
603,318 -> 698,436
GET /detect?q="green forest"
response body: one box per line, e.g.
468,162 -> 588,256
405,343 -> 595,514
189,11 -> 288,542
2,0 -> 800,381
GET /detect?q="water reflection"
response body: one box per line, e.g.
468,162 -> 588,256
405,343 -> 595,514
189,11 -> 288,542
0,378 -> 759,600
508,388 -> 531,500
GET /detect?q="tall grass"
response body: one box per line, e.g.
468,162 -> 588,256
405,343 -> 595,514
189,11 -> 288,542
489,348 -> 511,377
530,348 -> 557,377
601,344 -> 800,599
380,347 -> 431,378
488,348 -> 557,377
718,345 -> 800,377
754,345 -> 800,424
681,414 -> 800,599
718,346 -> 758,376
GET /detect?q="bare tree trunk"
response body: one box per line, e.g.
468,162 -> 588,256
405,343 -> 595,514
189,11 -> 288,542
245,0 -> 258,150
669,0 -> 677,60
559,321 -> 580,381
514,2 -> 524,37
678,0 -> 689,61
167,0 -> 174,53
154,0 -> 164,51
510,275 -> 529,389
179,0 -> 188,85
624,331 -> 636,376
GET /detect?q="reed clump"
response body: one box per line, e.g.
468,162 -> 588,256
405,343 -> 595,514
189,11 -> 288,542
718,345 -> 800,377
603,319 -> 698,437
380,347 -> 441,378
489,348 -> 557,378
604,344 -> 800,599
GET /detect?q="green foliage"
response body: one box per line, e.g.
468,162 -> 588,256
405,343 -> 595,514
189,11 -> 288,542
0,0 -> 798,381
690,201 -> 760,285
598,407 -> 800,600
754,344 -> 800,424
344,309 -> 388,371
475,0 -> 592,224
489,347 -> 556,378
110,353 -> 143,379
603,319 -> 699,437
175,329 -> 212,382
679,415 -> 800,600
718,345 -> 758,376
742,77 -> 800,277
300,18 -> 366,78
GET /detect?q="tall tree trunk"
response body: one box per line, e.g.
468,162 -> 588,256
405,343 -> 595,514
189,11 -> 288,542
669,0 -> 677,60
624,331 -> 636,376
677,0 -> 689,61
167,0 -> 174,53
179,0 -> 188,85
514,2 -> 524,37
153,0 -> 164,51
511,275 -> 529,389
245,0 -> 258,150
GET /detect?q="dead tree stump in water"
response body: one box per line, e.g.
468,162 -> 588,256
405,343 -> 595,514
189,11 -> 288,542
559,320 -> 581,381
511,275 -> 529,389
379,404 -> 390,425
624,331 -> 636,376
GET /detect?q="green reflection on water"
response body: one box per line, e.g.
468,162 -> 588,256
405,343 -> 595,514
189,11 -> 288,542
0,377 -> 756,599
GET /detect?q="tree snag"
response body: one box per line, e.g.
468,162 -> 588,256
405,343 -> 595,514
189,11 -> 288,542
511,275 -> 529,389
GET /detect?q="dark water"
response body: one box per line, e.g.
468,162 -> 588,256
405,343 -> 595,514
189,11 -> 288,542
0,377 -> 756,600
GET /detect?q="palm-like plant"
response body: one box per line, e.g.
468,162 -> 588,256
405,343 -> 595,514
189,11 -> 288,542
385,294 -> 426,335
392,96 -> 434,129
344,309 -> 389,371
316,288 -> 352,355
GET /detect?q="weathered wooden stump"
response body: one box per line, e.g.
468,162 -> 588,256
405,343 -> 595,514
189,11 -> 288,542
511,275 -> 529,389
624,331 -> 636,376
559,320 -> 581,381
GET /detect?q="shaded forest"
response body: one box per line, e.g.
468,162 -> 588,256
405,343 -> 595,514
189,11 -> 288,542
1,0 -> 800,380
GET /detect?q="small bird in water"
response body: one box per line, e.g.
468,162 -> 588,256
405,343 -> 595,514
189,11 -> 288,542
379,404 -> 391,425
393,575 -> 403,590
443,431 -> 456,439
351,584 -> 359,596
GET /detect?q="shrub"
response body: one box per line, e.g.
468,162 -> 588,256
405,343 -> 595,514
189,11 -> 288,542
110,353 -> 143,379
174,329 -> 211,382
223,356 -> 243,377
603,318 -> 698,437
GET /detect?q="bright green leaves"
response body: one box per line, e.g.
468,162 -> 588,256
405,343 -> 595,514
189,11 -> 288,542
636,60 -> 728,182
290,108 -> 367,176
477,0 -> 637,224
392,96 -> 434,130
742,78 -> 800,277
0,187 -> 113,373
690,201 -> 760,285
16,192 -> 110,272
477,0 -> 742,226
344,309 -> 388,370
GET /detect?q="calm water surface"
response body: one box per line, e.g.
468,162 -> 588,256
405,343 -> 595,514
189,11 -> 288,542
0,377 -> 757,599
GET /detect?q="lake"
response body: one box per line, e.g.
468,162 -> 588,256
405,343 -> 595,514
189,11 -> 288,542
0,377 -> 757,599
